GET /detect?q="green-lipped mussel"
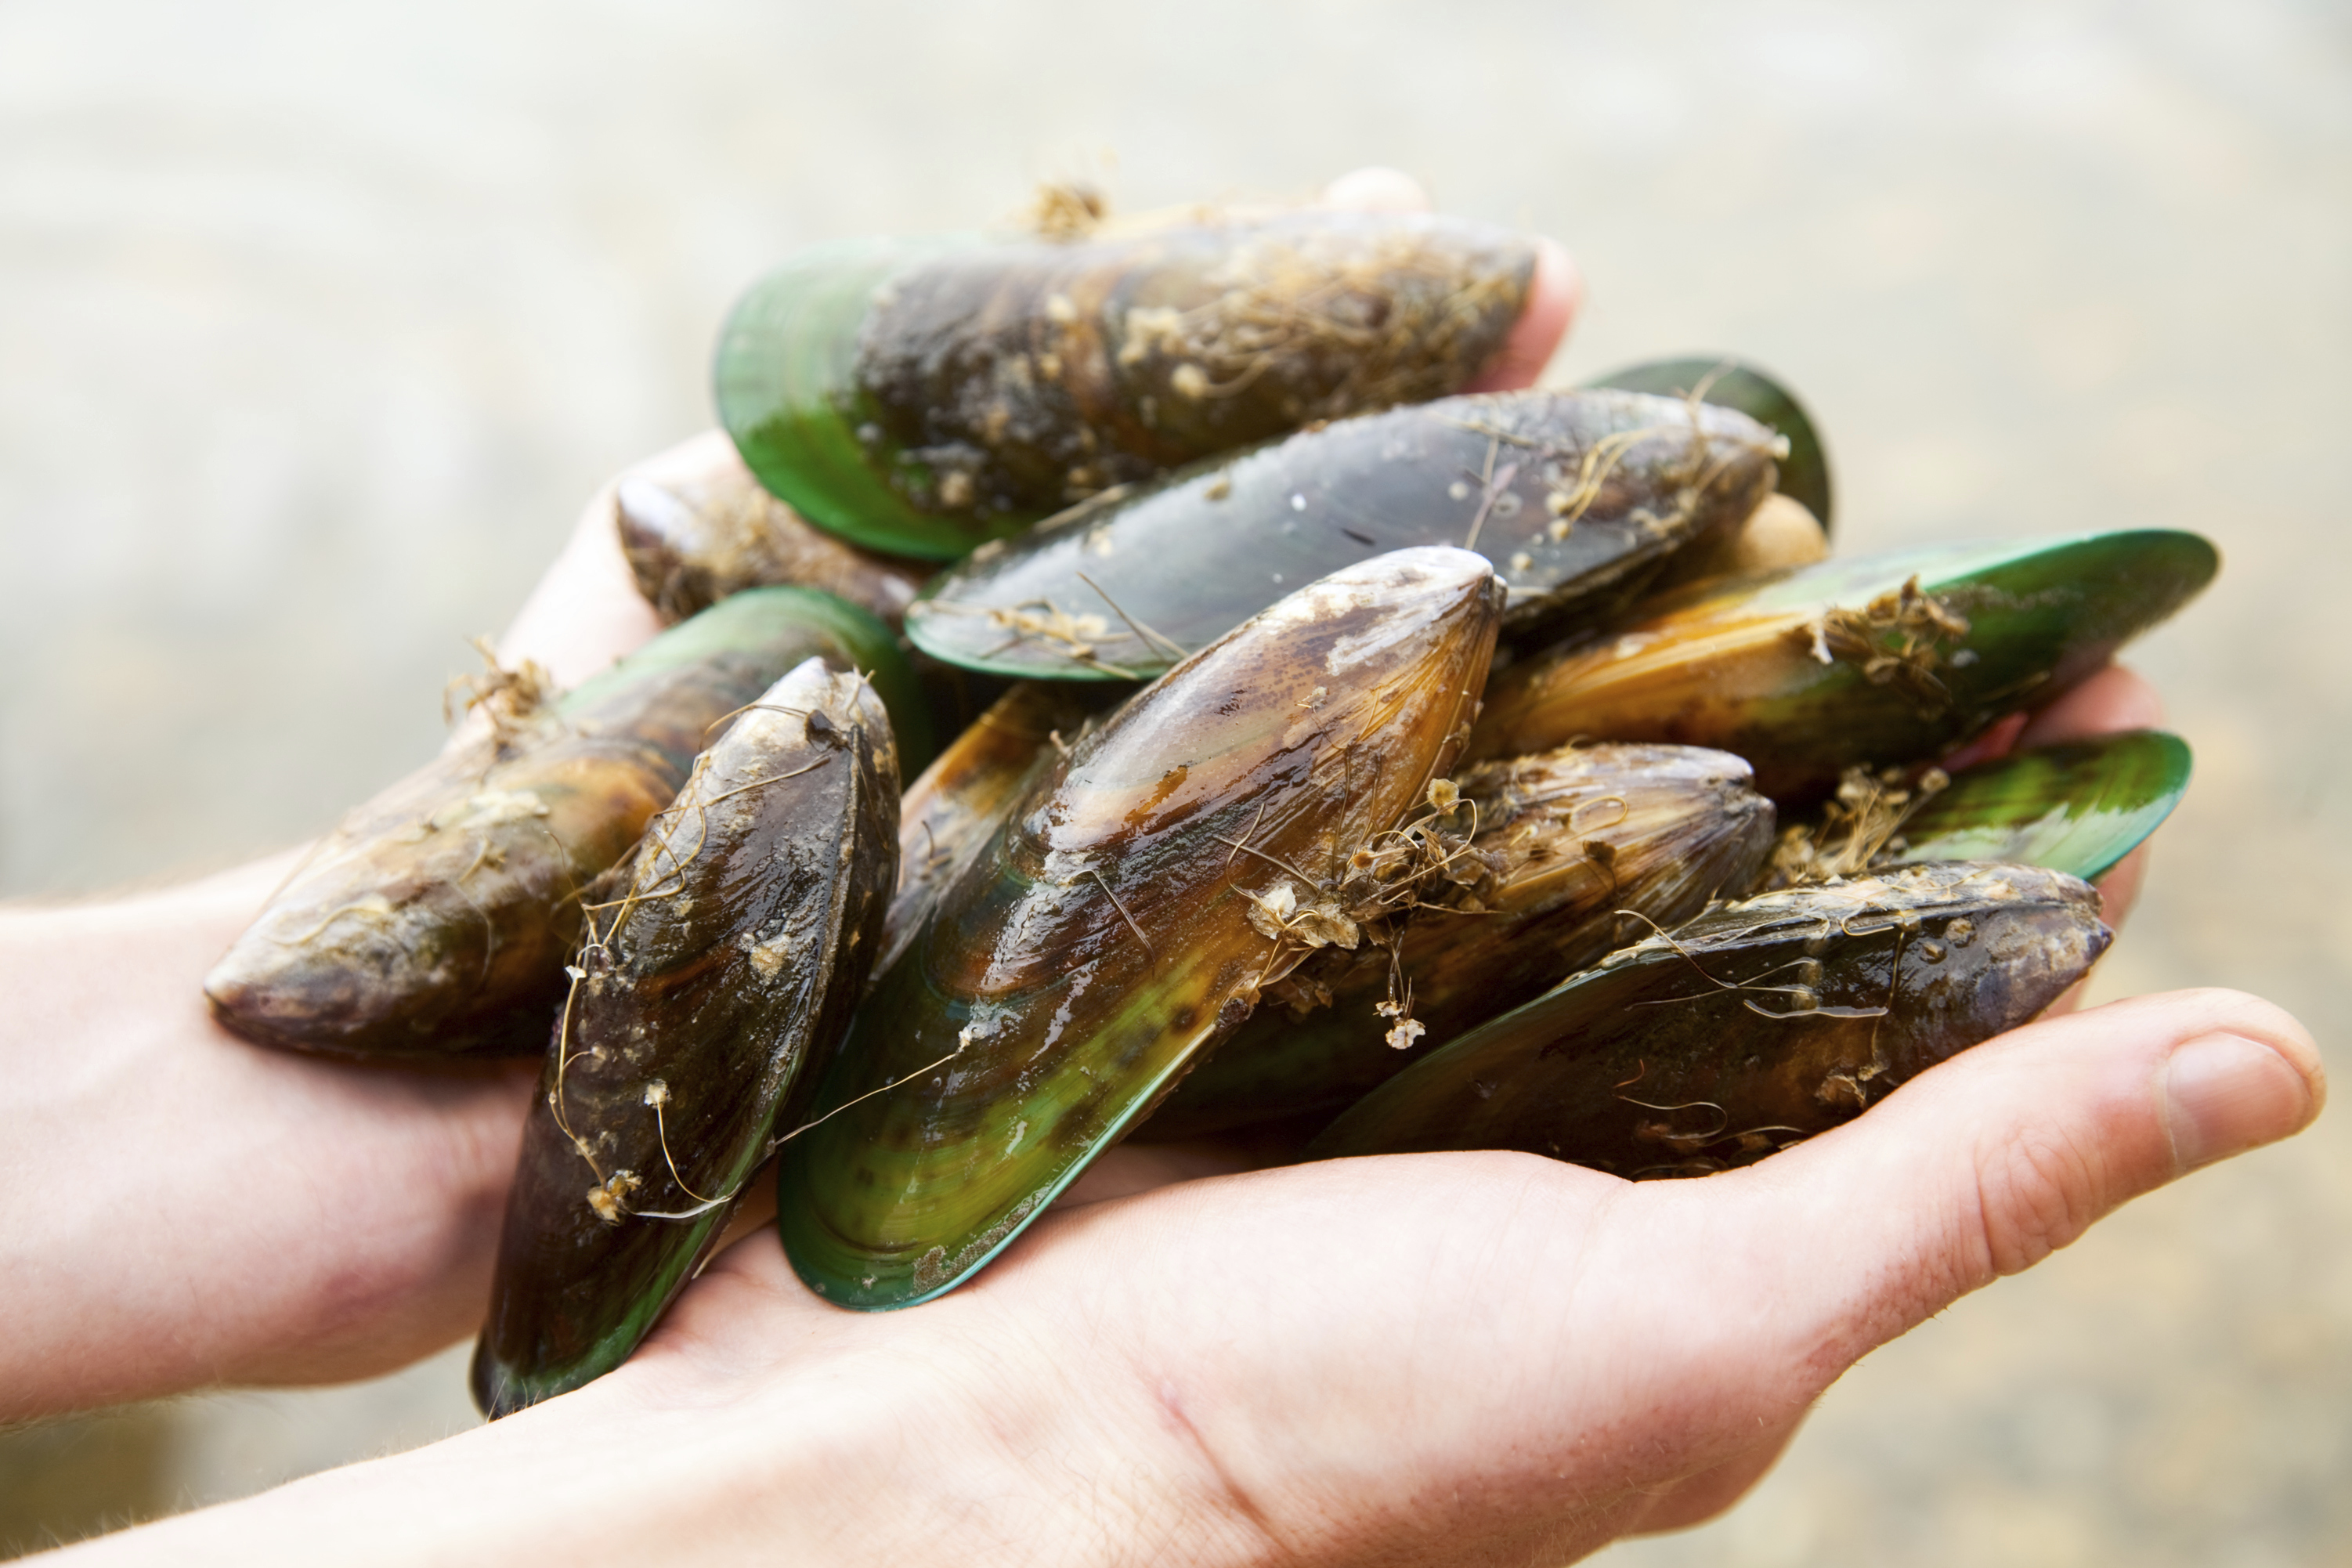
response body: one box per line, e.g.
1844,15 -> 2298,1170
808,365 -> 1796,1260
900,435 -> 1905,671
473,659 -> 898,1417
1583,354 -> 1832,529
1310,861 -> 2108,1173
1140,742 -> 1776,1142
714,211 -> 1537,559
204,587 -> 922,1060
614,431 -> 931,629
903,388 -> 1781,681
777,547 -> 1505,1308
1769,730 -> 2193,888
1467,531 -> 2217,800
880,680 -> 1104,982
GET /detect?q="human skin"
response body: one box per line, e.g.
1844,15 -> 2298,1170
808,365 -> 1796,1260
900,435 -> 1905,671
5,173 -> 2322,1564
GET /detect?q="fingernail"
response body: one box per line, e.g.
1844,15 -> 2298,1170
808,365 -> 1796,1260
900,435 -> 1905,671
2163,1032 -> 2315,1171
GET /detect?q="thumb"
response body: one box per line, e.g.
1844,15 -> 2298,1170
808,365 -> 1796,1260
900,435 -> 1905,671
1724,988 -> 2323,1378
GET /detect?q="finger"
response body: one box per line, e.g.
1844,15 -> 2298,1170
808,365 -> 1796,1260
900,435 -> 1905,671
1319,165 -> 1432,212
1317,167 -> 1582,395
1718,988 -> 2322,1383
1461,237 -> 1581,393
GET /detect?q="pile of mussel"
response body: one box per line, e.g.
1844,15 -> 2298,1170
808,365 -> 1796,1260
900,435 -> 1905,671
201,202 -> 2215,1418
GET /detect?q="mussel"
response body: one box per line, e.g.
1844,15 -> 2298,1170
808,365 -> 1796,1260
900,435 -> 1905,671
473,659 -> 898,1416
879,680 -> 1104,981
205,587 -> 921,1059
905,388 -> 1782,680
613,431 -> 930,628
1467,531 -> 2217,800
777,547 -> 1505,1308
714,211 -> 1537,558
1583,355 -> 1832,529
1770,730 -> 2193,887
1310,861 -> 2110,1172
1140,742 -> 1776,1141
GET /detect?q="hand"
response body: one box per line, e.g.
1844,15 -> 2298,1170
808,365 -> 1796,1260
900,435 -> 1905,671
81,988 -> 2318,1567
0,170 -> 1581,1425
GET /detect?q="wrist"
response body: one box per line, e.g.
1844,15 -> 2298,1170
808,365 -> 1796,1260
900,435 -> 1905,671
0,858 -> 530,1418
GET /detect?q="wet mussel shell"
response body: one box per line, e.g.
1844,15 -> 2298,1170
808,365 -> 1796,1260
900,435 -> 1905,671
717,213 -> 1537,560
614,430 -> 931,630
1468,530 -> 2218,801
1885,730 -> 2191,882
1583,355 -> 1832,529
204,587 -> 923,1060
1140,742 -> 1777,1143
777,547 -> 1505,1309
472,659 -> 899,1417
905,388 -> 1781,681
1310,861 -> 2111,1172
880,680 -> 1107,983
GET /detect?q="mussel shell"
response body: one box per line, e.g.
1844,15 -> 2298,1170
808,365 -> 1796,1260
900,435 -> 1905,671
1139,742 -> 1776,1141
204,587 -> 921,1059
715,214 -> 1537,559
1310,862 -> 2109,1172
612,430 -> 931,629
1468,530 -> 2218,800
879,680 -> 1104,982
904,388 -> 1781,681
1584,355 -> 1832,529
777,548 -> 1505,1309
471,660 -> 898,1417
1889,730 -> 2191,881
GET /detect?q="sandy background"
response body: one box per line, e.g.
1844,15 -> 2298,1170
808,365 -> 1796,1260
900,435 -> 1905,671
3,0 -> 2348,1560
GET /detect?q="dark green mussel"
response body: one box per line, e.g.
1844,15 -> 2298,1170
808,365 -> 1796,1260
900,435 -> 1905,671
1583,354 -> 1831,529
778,547 -> 1505,1308
905,388 -> 1781,680
1311,862 -> 2109,1173
714,211 -> 1537,559
474,658 -> 899,1416
1774,730 -> 2193,887
206,587 -> 923,1060
1469,531 -> 2217,800
1141,742 -> 1776,1142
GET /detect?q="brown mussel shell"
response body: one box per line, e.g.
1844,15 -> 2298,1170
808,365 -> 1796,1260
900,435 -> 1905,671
777,547 -> 1505,1309
614,431 -> 931,629
1140,742 -> 1776,1141
716,212 -> 1538,558
1310,862 -> 2109,1173
204,588 -> 917,1059
905,388 -> 1782,681
473,659 -> 898,1417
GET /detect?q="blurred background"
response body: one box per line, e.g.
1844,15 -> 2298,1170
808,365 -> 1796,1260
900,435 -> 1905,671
2,0 -> 2347,1559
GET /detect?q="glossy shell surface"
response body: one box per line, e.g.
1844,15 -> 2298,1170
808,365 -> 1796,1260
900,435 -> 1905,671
1890,730 -> 2191,881
905,388 -> 1780,680
879,681 -> 1100,982
1142,742 -> 1776,1140
473,660 -> 898,1416
204,587 -> 918,1059
1583,354 -> 1832,528
1469,530 -> 2218,800
715,212 -> 1536,558
1311,861 -> 2109,1172
778,547 -> 1504,1308
614,431 -> 930,629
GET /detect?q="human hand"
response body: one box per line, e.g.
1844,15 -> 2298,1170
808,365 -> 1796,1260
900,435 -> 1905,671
87,985 -> 2318,1567
0,170 -> 1579,1425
